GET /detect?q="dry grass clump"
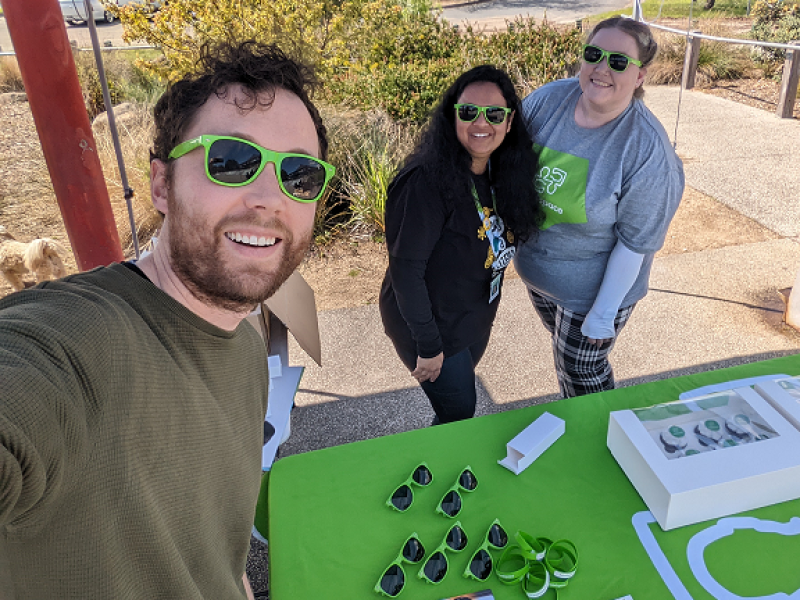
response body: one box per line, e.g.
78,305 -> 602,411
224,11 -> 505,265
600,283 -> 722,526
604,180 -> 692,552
92,102 -> 162,256
321,108 -> 417,239
0,57 -> 24,93
646,24 -> 756,86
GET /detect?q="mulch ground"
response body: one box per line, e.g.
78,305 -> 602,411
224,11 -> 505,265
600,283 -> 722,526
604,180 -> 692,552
698,78 -> 800,119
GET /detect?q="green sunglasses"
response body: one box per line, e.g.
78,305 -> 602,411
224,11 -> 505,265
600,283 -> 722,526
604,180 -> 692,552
387,463 -> 434,512
582,44 -> 643,73
436,466 -> 478,518
168,135 -> 335,203
375,533 -> 426,597
455,103 -> 512,125
418,521 -> 469,584
463,519 -> 509,581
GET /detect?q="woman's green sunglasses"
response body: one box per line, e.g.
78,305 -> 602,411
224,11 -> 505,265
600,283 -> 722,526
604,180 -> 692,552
168,135 -> 335,203
455,103 -> 512,125
582,44 -> 643,73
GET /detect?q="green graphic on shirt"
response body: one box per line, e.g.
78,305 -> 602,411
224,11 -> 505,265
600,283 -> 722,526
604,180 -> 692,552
533,144 -> 589,230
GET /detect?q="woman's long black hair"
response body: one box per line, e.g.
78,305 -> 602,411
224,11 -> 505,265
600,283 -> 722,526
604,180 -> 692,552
402,65 -> 544,241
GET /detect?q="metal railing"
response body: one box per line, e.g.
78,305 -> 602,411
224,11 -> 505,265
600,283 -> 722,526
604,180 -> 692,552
649,21 -> 798,51
1,45 -> 155,57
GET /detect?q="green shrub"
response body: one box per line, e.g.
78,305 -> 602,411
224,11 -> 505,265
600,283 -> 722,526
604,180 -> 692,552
115,0 -> 581,122
481,18 -> 582,96
751,0 -> 800,59
73,51 -> 126,118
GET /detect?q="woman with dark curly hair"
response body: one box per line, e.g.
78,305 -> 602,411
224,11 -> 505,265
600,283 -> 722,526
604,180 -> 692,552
379,65 -> 544,424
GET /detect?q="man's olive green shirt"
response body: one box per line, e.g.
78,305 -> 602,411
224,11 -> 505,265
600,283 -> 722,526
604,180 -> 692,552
0,264 -> 268,599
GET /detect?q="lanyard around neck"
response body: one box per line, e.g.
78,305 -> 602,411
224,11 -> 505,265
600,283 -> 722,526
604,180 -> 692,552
471,179 -> 498,232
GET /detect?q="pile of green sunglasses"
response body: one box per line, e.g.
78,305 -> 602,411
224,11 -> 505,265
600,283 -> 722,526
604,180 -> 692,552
386,464 -> 478,517
376,463 -> 519,596
375,519 -> 509,597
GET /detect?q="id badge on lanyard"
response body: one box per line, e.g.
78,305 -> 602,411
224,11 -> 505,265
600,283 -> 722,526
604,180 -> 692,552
472,180 -> 509,304
489,272 -> 502,303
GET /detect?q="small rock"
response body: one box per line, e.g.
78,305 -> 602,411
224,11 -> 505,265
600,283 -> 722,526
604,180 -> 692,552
0,92 -> 28,105
92,102 -> 138,131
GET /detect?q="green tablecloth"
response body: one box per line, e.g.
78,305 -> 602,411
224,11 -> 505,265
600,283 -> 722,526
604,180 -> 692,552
265,354 -> 800,599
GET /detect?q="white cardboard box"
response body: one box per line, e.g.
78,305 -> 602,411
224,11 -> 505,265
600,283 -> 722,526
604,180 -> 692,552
244,271 -> 321,470
498,412 -> 565,475
755,376 -> 800,431
607,386 -> 800,530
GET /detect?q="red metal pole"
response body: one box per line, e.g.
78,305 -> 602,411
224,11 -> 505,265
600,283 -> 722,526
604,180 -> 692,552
2,0 -> 124,270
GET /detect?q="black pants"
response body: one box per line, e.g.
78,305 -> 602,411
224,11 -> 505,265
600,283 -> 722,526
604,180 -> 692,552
386,328 -> 491,424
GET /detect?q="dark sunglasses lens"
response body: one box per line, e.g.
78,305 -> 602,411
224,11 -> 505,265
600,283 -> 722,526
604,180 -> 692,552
208,139 -> 261,184
403,537 -> 425,563
485,108 -> 507,124
413,465 -> 433,486
391,485 -> 413,511
280,156 -> 326,201
459,469 -> 477,491
446,525 -> 468,551
423,552 -> 448,583
440,490 -> 462,517
469,549 -> 493,580
457,105 -> 479,122
608,53 -> 630,72
583,45 -> 603,63
379,564 -> 405,596
488,523 -> 508,548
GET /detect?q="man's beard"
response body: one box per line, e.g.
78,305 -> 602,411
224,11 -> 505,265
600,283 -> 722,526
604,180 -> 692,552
165,189 -> 311,314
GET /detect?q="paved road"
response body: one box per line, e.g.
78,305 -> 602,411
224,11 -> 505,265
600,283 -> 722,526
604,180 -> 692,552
442,0 -> 632,29
0,17 -> 127,53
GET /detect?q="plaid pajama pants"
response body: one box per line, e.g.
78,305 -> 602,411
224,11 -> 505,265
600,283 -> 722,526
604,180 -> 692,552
528,290 -> 636,398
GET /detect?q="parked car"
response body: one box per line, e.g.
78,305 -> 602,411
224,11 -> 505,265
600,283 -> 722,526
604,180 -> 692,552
59,0 -> 144,26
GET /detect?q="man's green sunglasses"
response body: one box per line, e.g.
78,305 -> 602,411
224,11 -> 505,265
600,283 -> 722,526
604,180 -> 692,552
168,135 -> 335,203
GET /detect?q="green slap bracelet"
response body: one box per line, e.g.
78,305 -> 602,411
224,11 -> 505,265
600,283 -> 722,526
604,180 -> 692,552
545,539 -> 578,584
495,545 -> 529,584
523,560 -> 551,598
516,531 -> 552,561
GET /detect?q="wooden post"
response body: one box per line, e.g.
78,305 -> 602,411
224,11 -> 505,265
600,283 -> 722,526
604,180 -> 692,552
3,0 -> 124,270
682,31 -> 703,91
777,41 -> 800,119
787,267 -> 800,331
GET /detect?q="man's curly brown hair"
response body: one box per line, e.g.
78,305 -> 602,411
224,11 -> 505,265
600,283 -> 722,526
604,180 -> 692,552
150,41 -> 328,178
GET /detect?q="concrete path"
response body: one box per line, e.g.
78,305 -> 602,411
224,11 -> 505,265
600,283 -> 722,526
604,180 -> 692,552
279,86 -> 800,458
